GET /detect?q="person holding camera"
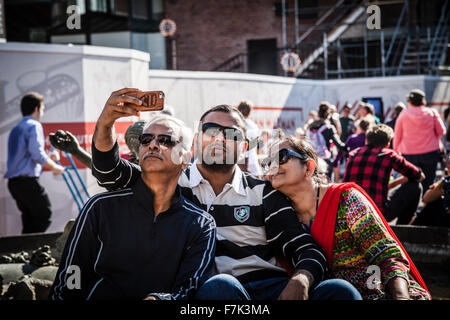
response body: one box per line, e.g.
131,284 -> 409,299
90,88 -> 361,300
50,88 -> 216,299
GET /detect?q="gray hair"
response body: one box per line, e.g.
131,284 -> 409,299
143,114 -> 194,157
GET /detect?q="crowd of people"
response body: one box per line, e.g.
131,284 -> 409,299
5,87 -> 448,301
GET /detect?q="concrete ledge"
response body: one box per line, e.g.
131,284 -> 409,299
0,232 -> 62,255
391,225 -> 450,245
0,42 -> 150,62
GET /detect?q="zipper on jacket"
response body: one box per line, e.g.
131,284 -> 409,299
151,215 -> 157,238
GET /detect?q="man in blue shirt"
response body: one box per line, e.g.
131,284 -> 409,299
4,92 -> 65,233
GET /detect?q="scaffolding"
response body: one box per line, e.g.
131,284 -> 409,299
214,0 -> 449,79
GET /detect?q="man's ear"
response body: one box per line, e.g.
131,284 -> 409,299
192,132 -> 199,156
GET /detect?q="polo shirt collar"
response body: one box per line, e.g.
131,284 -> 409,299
189,161 -> 246,196
189,162 -> 204,188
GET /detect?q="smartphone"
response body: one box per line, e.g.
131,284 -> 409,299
128,90 -> 165,111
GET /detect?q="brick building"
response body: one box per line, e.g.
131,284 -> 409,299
164,0 -> 310,74
3,0 -> 449,78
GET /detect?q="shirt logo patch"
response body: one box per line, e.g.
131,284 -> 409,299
234,206 -> 250,223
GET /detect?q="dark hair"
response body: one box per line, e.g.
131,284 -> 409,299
394,104 -> 406,116
199,104 -> 247,135
358,119 -> 371,132
366,124 -> 394,148
363,103 -> 375,115
445,107 -> 450,121
317,102 -> 331,119
237,100 -> 253,117
408,96 -> 424,107
21,92 -> 44,116
278,136 -> 321,182
343,104 -> 351,111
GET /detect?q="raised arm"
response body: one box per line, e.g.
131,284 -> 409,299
91,88 -> 144,190
93,88 -> 142,151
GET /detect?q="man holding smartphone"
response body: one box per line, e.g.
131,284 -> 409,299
90,88 -> 361,300
50,105 -> 216,300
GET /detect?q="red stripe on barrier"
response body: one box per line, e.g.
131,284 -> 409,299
42,121 -> 134,169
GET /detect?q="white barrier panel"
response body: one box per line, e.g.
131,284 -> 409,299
147,70 -> 450,133
1,42 -> 449,236
0,42 -> 150,236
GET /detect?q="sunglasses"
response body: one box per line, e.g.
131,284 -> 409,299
201,122 -> 245,142
261,148 -> 306,173
138,133 -> 180,148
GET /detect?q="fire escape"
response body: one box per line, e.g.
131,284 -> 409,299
213,0 -> 449,79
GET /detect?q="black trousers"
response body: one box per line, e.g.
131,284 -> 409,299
413,198 -> 450,228
403,150 -> 440,193
7,177 -> 52,234
383,180 -> 423,225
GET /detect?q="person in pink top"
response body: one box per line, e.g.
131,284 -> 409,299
393,89 -> 446,192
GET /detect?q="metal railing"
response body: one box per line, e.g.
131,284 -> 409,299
384,0 -> 409,69
429,0 -> 449,74
213,0 -> 449,79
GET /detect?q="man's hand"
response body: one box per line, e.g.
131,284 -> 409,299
388,175 -> 408,190
97,88 -> 143,128
52,164 -> 65,176
49,130 -> 81,155
93,88 -> 143,152
48,149 -> 60,162
143,296 -> 158,300
386,277 -> 410,300
277,269 -> 314,300
418,171 -> 426,182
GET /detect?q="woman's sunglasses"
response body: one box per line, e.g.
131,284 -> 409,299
261,148 -> 306,173
139,133 -> 180,148
201,122 -> 245,142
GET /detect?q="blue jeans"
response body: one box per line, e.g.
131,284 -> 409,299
194,274 -> 362,300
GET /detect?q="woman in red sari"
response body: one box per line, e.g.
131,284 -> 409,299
262,136 -> 431,300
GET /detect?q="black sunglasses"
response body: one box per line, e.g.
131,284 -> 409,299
139,133 -> 180,148
201,122 -> 245,142
261,148 -> 306,173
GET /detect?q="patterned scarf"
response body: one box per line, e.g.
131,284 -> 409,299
310,182 -> 429,293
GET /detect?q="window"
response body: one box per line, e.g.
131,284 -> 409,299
74,0 -> 86,14
132,0 -> 148,19
90,0 -> 108,12
273,2 -> 288,17
113,0 -> 130,16
151,0 -> 163,20
247,39 -> 278,75
298,0 -> 318,20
